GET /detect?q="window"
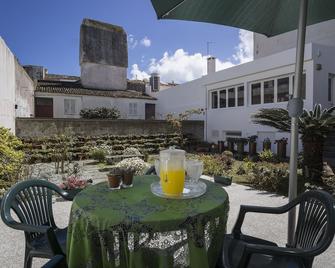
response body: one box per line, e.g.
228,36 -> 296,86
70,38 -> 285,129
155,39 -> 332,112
64,99 -> 76,115
219,90 -> 226,108
292,74 -> 306,99
211,91 -> 218,109
228,88 -> 235,107
263,80 -> 274,103
237,86 -> 244,106
277,77 -> 289,102
129,103 -> 138,116
251,83 -> 261,104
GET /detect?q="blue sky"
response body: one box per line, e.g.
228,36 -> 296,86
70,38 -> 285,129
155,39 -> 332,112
0,0 -> 253,83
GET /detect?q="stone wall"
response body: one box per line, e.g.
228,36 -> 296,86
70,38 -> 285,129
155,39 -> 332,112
16,118 -> 204,141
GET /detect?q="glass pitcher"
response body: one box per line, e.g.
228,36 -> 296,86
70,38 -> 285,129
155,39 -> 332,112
159,147 -> 186,196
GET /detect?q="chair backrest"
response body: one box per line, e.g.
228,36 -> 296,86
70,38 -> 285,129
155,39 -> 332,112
294,190 -> 335,255
0,180 -> 58,242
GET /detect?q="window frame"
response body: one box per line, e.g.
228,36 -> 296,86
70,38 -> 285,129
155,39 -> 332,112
129,102 -> 138,116
64,99 -> 76,115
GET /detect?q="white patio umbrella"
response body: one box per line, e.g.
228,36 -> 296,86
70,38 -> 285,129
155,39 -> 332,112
149,0 -> 335,245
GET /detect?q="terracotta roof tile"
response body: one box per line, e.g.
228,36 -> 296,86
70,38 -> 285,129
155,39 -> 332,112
35,80 -> 156,100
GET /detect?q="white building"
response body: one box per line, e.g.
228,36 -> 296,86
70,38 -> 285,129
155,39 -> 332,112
34,75 -> 156,120
28,19 -> 157,120
155,20 -> 335,155
0,37 -> 34,132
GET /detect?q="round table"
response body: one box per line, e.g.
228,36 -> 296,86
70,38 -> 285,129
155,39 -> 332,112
67,176 -> 229,268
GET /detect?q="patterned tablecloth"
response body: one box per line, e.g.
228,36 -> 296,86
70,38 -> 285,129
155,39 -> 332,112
67,175 -> 229,268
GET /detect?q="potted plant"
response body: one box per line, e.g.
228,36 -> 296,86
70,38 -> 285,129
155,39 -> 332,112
235,138 -> 248,159
217,140 -> 225,153
59,175 -> 92,199
107,167 -> 123,189
122,167 -> 135,188
275,138 -> 288,159
226,138 -> 235,152
248,135 -> 258,156
263,137 -> 271,151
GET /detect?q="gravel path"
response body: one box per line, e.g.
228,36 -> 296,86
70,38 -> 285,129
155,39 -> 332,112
0,180 -> 334,267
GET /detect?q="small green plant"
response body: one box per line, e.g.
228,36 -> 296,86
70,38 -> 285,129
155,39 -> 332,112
89,148 -> 107,162
258,149 -> 274,162
80,107 -> 121,119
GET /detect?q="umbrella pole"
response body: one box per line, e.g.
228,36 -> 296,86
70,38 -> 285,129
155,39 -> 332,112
287,0 -> 308,246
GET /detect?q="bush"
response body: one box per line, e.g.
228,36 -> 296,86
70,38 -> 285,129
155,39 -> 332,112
89,148 -> 107,162
258,149 -> 274,162
248,162 -> 289,193
80,107 -> 120,119
0,127 -> 25,188
194,154 -> 234,176
123,147 -> 142,156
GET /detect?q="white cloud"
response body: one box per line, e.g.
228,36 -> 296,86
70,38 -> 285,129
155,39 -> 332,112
130,29 -> 254,83
140,36 -> 151,47
130,64 -> 150,80
233,30 -> 253,63
128,34 -> 138,49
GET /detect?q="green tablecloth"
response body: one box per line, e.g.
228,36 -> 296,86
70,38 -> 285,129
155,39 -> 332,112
67,176 -> 229,268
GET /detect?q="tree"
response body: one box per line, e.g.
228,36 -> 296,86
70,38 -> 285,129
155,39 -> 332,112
166,109 -> 202,146
252,104 -> 335,182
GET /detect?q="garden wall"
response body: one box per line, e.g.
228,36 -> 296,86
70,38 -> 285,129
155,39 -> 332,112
16,118 -> 204,140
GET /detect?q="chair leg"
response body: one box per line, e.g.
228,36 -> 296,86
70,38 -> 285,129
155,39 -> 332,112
24,248 -> 33,268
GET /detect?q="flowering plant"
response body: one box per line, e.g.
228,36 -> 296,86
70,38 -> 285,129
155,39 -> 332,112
59,175 -> 91,190
123,147 -> 141,156
115,157 -> 150,175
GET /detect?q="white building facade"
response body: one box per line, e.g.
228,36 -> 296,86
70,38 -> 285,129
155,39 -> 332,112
155,39 -> 335,155
0,37 -> 34,132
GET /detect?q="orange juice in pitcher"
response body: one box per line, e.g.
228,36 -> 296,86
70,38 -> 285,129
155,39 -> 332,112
159,147 -> 185,196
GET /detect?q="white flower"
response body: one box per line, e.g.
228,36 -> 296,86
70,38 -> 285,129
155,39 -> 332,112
115,157 -> 150,175
123,147 -> 141,156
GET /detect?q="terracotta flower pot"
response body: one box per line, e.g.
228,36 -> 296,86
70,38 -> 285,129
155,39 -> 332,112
122,173 -> 134,188
107,174 -> 122,189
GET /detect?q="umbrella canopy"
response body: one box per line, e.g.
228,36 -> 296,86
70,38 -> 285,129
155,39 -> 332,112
150,0 -> 335,246
151,0 -> 335,37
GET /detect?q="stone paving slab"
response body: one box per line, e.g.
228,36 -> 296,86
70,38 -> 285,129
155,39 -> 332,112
0,180 -> 333,267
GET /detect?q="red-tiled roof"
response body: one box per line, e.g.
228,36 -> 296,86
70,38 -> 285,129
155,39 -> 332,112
35,80 -> 156,100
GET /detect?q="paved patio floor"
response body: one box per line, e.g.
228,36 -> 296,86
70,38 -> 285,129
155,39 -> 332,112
0,181 -> 334,267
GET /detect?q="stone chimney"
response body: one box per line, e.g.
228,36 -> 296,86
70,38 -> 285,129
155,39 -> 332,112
150,73 -> 160,92
207,57 -> 216,75
23,65 -> 47,80
80,19 -> 128,90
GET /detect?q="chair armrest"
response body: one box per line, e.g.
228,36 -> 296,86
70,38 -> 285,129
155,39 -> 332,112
56,189 -> 74,201
232,202 -> 295,237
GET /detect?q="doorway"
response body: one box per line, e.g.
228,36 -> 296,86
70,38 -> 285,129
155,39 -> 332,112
145,103 -> 155,120
35,97 -> 53,118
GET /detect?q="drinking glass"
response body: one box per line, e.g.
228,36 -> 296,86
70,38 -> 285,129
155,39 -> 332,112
154,159 -> 160,176
186,160 -> 203,184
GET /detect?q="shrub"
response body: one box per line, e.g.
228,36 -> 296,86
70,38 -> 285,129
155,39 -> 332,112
80,107 -> 120,119
248,162 -> 289,193
0,127 -> 25,183
258,149 -> 274,162
89,148 -> 107,162
123,147 -> 142,156
115,157 -> 150,175
194,154 -> 234,177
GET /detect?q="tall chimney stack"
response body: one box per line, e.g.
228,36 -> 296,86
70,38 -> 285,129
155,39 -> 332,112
80,19 -> 128,90
207,57 -> 216,75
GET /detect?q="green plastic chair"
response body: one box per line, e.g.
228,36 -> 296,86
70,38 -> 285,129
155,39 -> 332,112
0,179 -> 73,268
41,255 -> 67,268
